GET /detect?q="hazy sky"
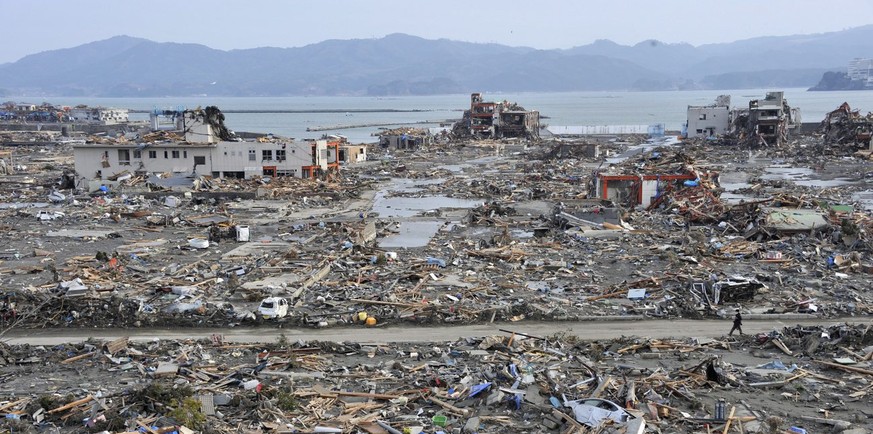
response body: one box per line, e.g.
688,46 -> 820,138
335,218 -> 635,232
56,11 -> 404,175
2,0 -> 872,64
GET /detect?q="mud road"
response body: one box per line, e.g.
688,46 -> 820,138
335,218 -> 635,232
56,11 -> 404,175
4,317 -> 869,345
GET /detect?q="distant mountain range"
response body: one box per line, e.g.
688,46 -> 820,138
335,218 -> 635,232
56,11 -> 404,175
2,27 -> 872,97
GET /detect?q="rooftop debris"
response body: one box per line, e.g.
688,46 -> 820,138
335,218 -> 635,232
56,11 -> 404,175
818,102 -> 873,156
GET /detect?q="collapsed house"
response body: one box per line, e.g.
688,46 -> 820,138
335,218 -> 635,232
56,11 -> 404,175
592,150 -> 702,209
731,91 -> 800,147
594,172 -> 698,208
377,128 -> 432,150
72,106 -> 343,191
456,93 -> 540,139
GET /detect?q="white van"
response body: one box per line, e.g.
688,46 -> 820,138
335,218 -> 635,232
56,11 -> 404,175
258,297 -> 288,319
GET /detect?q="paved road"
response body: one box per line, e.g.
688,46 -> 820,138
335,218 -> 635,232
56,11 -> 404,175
4,317 -> 869,345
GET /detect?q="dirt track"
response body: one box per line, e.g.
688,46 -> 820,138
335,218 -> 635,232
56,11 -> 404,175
5,317 -> 870,345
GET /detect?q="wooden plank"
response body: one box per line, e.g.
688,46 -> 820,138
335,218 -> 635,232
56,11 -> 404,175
428,396 -> 469,416
104,336 -> 129,355
816,360 -> 873,376
48,395 -> 93,414
721,405 -> 736,434
61,352 -> 95,364
772,338 -> 793,356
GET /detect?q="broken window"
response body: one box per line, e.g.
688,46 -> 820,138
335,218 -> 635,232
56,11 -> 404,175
132,150 -> 142,159
262,150 -> 273,161
118,149 -> 130,166
194,156 -> 206,165
171,150 -> 180,158
699,113 -> 707,120
276,149 -> 286,161
164,151 -> 169,159
148,150 -> 157,159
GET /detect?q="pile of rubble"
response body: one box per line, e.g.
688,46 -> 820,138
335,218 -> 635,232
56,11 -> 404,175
818,103 -> 873,157
0,136 -> 870,331
1,323 -> 871,433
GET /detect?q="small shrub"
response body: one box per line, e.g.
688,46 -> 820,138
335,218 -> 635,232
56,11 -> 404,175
274,389 -> 298,412
168,397 -> 205,430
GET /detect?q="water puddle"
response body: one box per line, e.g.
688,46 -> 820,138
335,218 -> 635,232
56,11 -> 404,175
436,164 -> 469,173
606,136 -> 681,164
373,178 -> 482,246
852,190 -> 873,211
372,195 -> 482,218
761,166 -> 815,181
762,166 -> 859,188
388,178 -> 446,193
794,178 -> 856,188
719,182 -> 751,191
378,221 -> 445,248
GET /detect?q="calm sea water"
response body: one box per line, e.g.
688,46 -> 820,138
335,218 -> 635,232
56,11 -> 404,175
24,88 -> 873,143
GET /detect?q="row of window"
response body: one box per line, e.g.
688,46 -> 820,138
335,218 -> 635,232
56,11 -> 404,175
117,149 -> 188,160
117,149 -> 205,164
149,150 -> 187,159
118,148 -> 295,164
245,149 -> 289,161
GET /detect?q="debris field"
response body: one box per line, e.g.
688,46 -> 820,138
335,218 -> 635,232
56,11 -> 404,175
1,99 -> 872,433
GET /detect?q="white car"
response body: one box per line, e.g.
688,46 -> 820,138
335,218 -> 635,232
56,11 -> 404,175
258,297 -> 289,319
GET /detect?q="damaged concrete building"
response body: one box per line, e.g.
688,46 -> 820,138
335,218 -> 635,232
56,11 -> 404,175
457,93 -> 540,139
685,95 -> 731,138
72,106 -> 342,191
594,172 -> 699,208
731,91 -> 800,147
378,128 -> 432,150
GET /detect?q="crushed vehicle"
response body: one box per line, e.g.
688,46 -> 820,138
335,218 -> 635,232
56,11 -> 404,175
563,397 -> 633,427
258,297 -> 289,319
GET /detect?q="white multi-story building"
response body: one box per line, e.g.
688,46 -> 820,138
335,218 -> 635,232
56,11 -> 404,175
686,95 -> 731,138
69,107 -> 129,124
847,58 -> 873,82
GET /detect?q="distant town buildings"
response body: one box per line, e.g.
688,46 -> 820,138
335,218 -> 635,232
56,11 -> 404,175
847,58 -> 873,87
69,107 -> 129,125
0,102 -> 128,125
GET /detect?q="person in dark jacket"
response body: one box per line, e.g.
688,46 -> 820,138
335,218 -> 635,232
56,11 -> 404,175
728,309 -> 743,336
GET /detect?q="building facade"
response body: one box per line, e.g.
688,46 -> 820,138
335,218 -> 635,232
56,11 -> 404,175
686,95 -> 731,138
848,58 -> 873,86
73,139 -> 339,186
69,107 -> 129,125
595,173 -> 697,208
72,113 -> 343,191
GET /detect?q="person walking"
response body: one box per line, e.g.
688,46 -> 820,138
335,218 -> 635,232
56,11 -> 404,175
728,309 -> 743,336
